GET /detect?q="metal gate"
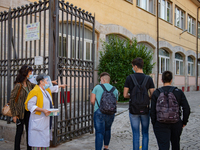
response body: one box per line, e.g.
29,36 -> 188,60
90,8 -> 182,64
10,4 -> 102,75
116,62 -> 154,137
0,0 -> 95,146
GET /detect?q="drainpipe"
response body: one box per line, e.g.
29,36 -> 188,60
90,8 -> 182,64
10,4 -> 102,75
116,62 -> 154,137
157,0 -> 159,88
196,7 -> 200,91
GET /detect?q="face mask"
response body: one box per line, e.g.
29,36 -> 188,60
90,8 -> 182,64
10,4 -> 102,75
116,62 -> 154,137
28,74 -> 33,79
44,84 -> 50,90
132,68 -> 135,73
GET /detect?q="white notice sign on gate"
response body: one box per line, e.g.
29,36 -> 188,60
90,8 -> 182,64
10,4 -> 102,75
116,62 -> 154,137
34,56 -> 43,66
25,22 -> 40,41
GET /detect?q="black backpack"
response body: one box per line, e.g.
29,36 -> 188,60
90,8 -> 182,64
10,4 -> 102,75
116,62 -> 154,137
129,75 -> 150,115
156,87 -> 179,123
96,84 -> 117,115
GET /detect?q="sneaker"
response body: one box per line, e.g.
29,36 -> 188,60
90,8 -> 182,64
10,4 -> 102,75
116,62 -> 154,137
103,148 -> 109,150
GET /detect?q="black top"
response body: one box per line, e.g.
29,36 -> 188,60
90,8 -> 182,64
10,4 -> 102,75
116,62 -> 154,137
124,73 -> 155,93
150,86 -> 191,125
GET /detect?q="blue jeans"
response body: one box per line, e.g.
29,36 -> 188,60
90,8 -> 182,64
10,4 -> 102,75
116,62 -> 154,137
94,109 -> 115,150
129,112 -> 150,150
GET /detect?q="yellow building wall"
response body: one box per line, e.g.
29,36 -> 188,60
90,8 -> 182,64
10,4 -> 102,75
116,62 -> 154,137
28,0 -> 200,52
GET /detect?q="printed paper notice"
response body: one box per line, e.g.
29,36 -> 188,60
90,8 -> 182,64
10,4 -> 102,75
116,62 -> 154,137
25,22 -> 40,41
34,56 -> 43,66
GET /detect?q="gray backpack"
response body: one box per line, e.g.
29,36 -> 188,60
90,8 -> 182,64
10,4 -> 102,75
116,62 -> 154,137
96,84 -> 117,115
156,87 -> 179,123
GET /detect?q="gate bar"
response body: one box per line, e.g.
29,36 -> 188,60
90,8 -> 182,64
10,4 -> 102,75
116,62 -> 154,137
7,8 -> 12,123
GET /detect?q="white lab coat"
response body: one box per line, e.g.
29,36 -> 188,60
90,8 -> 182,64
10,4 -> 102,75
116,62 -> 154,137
27,86 -> 58,147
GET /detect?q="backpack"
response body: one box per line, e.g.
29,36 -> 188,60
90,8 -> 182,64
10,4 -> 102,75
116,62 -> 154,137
129,75 -> 150,115
156,87 -> 179,123
96,84 -> 117,115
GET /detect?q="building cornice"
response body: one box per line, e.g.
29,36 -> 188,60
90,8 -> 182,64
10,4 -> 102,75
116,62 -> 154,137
191,0 -> 200,7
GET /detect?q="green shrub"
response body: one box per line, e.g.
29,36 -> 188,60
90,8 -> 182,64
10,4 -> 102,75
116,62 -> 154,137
98,35 -> 155,102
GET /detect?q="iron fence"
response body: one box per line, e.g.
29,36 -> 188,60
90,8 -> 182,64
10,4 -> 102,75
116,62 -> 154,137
0,0 -> 95,146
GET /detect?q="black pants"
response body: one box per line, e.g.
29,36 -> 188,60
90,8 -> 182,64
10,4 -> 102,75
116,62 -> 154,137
153,120 -> 183,150
14,110 -> 31,150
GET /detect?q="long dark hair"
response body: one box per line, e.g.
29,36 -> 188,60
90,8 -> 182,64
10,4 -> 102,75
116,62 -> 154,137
14,65 -> 33,84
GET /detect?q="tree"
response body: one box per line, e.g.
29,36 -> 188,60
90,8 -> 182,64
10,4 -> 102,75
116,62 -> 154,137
98,35 -> 155,101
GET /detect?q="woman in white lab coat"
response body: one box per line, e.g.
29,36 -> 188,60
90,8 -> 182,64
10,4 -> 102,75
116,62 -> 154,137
24,74 -> 66,149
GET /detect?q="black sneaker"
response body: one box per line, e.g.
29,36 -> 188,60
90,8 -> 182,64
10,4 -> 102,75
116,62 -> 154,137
103,148 -> 109,150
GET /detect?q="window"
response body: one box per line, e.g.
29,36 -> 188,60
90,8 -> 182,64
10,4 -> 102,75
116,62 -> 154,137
125,0 -> 133,3
159,49 -> 170,73
137,0 -> 155,14
198,22 -> 200,38
188,56 -> 194,76
58,23 -> 97,61
175,53 -> 184,75
174,6 -> 185,30
159,0 -> 172,23
188,15 -> 196,35
106,34 -> 126,42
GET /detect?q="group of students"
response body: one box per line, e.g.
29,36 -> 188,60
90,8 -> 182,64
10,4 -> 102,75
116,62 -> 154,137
10,65 -> 66,150
91,57 -> 191,150
9,57 -> 190,150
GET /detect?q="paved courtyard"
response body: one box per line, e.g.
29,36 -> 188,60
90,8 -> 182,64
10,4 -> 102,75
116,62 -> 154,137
51,91 -> 200,150
0,91 -> 200,150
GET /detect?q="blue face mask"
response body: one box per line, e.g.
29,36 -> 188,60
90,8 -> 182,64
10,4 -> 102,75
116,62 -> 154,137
132,68 -> 135,73
44,84 -> 50,90
28,74 -> 33,79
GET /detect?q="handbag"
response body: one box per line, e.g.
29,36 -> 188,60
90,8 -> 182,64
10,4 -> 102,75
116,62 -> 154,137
2,83 -> 22,117
2,103 -> 12,117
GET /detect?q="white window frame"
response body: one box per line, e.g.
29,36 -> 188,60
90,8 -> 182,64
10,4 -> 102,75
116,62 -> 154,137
198,61 -> 200,77
175,6 -> 185,30
188,15 -> 196,35
175,59 -> 184,76
159,0 -> 172,23
188,56 -> 194,76
59,33 -> 96,61
198,22 -> 200,38
159,55 -> 170,74
137,0 -> 155,14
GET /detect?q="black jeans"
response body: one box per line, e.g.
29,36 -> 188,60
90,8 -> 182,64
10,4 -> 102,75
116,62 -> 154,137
14,110 -> 31,150
153,120 -> 183,150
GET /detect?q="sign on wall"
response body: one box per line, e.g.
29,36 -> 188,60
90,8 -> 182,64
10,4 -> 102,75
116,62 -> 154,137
25,22 -> 40,41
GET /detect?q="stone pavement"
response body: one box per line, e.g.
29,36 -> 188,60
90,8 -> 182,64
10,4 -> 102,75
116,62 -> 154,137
0,91 -> 200,150
52,91 -> 200,150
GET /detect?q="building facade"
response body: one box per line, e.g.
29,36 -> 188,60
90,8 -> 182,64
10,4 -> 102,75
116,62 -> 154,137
1,0 -> 200,91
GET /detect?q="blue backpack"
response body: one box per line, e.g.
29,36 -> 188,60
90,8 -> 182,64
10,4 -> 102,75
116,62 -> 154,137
96,84 -> 117,115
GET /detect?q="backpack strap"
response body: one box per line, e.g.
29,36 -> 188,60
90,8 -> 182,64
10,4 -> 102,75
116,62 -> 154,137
99,84 -> 108,92
130,74 -> 139,86
141,76 -> 149,87
100,84 -> 116,93
157,87 -> 164,93
95,98 -> 100,108
168,86 -> 177,93
109,86 -> 116,93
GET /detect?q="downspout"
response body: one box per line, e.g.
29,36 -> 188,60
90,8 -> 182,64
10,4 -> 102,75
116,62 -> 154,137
196,7 -> 200,91
157,0 -> 159,88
